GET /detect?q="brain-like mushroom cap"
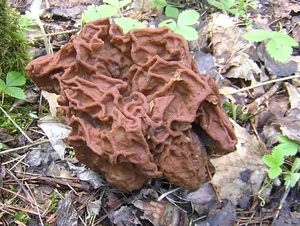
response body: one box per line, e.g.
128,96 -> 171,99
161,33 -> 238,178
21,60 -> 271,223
26,19 -> 237,191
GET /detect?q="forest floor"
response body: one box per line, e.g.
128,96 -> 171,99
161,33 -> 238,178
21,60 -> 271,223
1,0 -> 300,225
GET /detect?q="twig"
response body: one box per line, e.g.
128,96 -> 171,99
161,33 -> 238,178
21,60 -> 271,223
9,153 -> 29,171
5,169 -> 32,200
0,187 -> 33,204
271,187 -> 291,226
25,182 -> 44,226
0,203 -> 40,216
0,139 -> 49,156
222,74 -> 300,95
206,164 -> 222,203
32,29 -> 78,39
0,106 -> 33,143
157,187 -> 181,202
2,153 -> 26,165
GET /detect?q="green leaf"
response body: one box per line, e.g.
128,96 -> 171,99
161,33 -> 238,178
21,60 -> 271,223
284,173 -> 300,189
4,87 -> 26,99
119,0 -> 132,8
177,10 -> 200,27
103,0 -> 120,8
207,0 -> 224,10
266,39 -> 293,63
271,32 -> 298,47
290,173 -> 300,187
151,0 -> 167,9
278,135 -> 300,146
292,158 -> 300,173
224,0 -> 235,9
81,5 -> 102,24
0,143 -> 3,150
268,166 -> 282,179
165,5 -> 179,18
175,26 -> 199,41
275,143 -> 299,157
159,19 -> 177,31
97,5 -> 119,18
243,29 -> 273,42
6,71 -> 26,87
0,79 -> 6,92
262,150 -> 284,168
278,135 -> 292,143
114,17 -> 145,33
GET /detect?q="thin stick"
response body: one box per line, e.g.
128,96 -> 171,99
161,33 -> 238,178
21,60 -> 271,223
157,187 -> 181,202
25,182 -> 44,226
0,140 -> 49,156
206,164 -> 222,203
32,29 -> 78,39
222,74 -> 300,95
271,187 -> 290,226
0,106 -> 33,143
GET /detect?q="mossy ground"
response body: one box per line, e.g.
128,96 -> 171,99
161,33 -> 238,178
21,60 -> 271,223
0,0 -> 30,79
0,98 -> 34,134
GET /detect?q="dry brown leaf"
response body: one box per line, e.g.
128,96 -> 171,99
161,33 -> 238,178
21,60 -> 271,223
133,200 -> 187,226
211,121 -> 267,205
41,91 -> 60,117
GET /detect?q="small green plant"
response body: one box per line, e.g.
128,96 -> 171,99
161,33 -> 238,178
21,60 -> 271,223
151,0 -> 167,8
262,135 -> 300,189
81,0 -> 145,33
151,0 -> 179,18
114,17 -> 145,33
244,29 -> 298,63
222,101 -> 251,123
48,193 -> 61,212
82,0 -> 132,24
13,212 -> 30,224
66,147 -> 76,158
0,142 -> 3,150
0,71 -> 26,100
159,9 -> 200,41
208,0 -> 256,17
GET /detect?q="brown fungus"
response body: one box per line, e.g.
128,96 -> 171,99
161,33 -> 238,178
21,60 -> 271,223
26,19 -> 237,192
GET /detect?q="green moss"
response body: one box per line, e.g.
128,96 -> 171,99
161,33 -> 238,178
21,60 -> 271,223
0,0 -> 30,78
0,98 -> 34,135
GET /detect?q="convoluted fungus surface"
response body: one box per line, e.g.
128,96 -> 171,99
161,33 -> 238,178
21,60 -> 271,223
26,19 -> 237,192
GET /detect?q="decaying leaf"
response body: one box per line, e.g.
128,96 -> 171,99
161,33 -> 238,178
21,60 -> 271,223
261,83 -> 300,145
38,116 -> 71,159
26,143 -> 60,167
41,91 -> 60,117
68,163 -> 104,189
273,0 -> 300,19
195,200 -> 236,226
87,199 -> 102,216
133,200 -> 188,226
107,206 -> 141,226
56,193 -> 78,226
211,121 -> 267,205
202,13 -> 264,90
257,43 -> 297,77
285,82 -> 300,110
